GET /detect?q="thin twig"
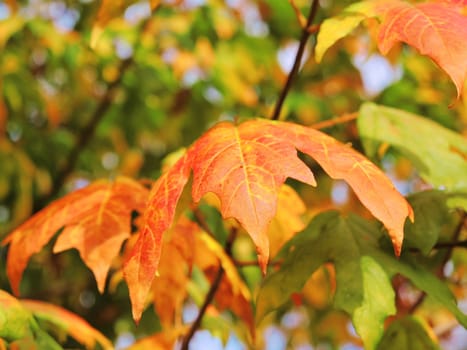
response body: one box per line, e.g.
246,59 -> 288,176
311,112 -> 358,130
288,0 -> 307,28
433,239 -> 467,249
234,259 -> 283,267
270,0 -> 320,121
181,227 -> 238,350
34,14 -> 158,211
408,212 -> 466,313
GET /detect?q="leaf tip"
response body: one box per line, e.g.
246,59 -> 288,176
257,250 -> 269,276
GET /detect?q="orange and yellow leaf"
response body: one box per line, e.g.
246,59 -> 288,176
3,177 -> 148,294
124,119 -> 412,321
378,1 -> 467,97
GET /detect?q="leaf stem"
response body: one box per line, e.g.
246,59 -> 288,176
270,0 -> 320,121
180,227 -> 238,350
311,112 -> 358,130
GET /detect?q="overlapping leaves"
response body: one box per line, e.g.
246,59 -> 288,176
316,0 -> 467,97
358,102 -> 467,207
3,177 -> 148,294
256,211 -> 467,349
0,290 -> 112,350
124,119 -> 413,321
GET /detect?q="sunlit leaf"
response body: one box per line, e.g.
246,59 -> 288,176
267,184 -> 306,258
3,177 -> 148,295
315,1 -> 379,62
123,154 -> 191,322
149,216 -> 196,328
358,102 -> 467,193
378,1 -> 467,97
125,119 -> 412,321
352,256 -> 396,350
0,290 -> 34,341
21,299 -> 113,350
124,330 -> 179,350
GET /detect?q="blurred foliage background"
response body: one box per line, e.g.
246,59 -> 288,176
0,0 -> 466,349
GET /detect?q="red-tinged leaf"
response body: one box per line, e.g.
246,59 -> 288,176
378,1 -> 467,97
21,299 -> 113,350
194,231 -> 254,335
123,154 -> 191,323
127,119 -> 412,322
280,121 -> 414,255
189,121 -> 316,269
125,330 -> 180,350
3,177 -> 148,295
150,216 -> 196,328
440,0 -> 467,6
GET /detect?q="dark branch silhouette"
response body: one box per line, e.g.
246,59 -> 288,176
271,0 -> 320,121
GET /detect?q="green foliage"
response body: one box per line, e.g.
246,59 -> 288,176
257,211 -> 467,335
377,316 -> 439,350
353,256 -> 395,350
358,102 -> 467,194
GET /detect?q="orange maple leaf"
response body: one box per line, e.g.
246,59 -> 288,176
378,0 -> 467,97
3,176 -> 148,294
124,119 -> 413,322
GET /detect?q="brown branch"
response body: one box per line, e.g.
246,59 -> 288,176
408,212 -> 466,313
181,227 -> 238,350
311,112 -> 358,130
270,0 -> 320,121
234,259 -> 283,267
433,239 -> 467,249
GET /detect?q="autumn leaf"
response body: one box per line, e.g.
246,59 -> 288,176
315,1 -> 380,63
195,231 -> 254,336
267,184 -> 306,258
125,330 -> 180,350
21,299 -> 113,350
0,290 -> 111,349
124,119 -> 412,322
123,154 -> 191,322
3,176 -> 148,295
315,0 -> 467,97
378,1 -> 467,98
0,289 -> 34,341
149,216 -> 196,328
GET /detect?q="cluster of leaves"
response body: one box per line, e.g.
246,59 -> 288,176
1,0 -> 467,349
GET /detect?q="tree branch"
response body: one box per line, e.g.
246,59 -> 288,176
408,212 -> 466,313
181,227 -> 238,350
34,16 -> 157,212
234,259 -> 283,268
270,0 -> 320,121
433,239 -> 467,249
